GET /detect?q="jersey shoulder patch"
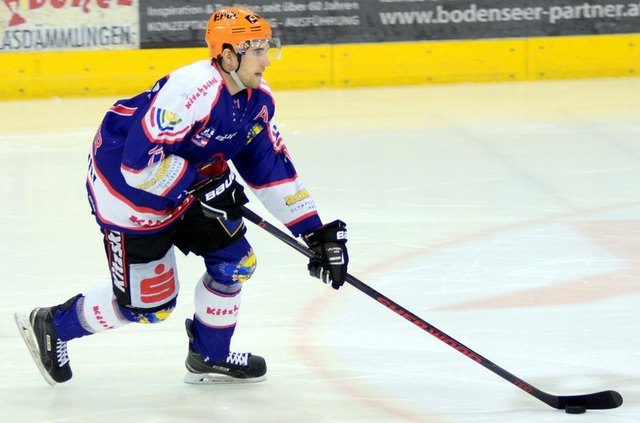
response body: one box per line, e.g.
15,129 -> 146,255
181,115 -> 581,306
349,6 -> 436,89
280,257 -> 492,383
142,61 -> 224,144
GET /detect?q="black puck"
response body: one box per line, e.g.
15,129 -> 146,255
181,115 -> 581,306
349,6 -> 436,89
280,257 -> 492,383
565,405 -> 587,414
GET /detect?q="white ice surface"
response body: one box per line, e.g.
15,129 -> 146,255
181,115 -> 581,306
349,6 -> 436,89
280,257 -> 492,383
1,78 -> 640,422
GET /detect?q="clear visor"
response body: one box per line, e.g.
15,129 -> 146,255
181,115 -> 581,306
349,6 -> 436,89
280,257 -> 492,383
236,38 -> 282,61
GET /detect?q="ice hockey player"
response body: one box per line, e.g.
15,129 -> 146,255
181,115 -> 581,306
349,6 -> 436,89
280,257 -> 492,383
15,7 -> 349,385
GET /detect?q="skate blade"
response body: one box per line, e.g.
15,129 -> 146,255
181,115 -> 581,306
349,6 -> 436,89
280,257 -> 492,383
14,312 -> 56,386
183,371 -> 266,385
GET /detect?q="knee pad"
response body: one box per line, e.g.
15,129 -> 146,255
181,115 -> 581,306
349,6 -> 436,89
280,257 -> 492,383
207,247 -> 257,286
117,298 -> 176,324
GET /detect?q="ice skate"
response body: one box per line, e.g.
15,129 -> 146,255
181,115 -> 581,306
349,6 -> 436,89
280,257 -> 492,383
184,318 -> 267,384
14,307 -> 72,385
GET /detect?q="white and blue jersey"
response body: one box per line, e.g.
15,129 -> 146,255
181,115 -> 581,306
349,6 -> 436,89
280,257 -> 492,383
86,59 -> 321,237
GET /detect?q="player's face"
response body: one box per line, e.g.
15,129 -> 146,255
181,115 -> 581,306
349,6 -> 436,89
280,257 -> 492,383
237,45 -> 271,89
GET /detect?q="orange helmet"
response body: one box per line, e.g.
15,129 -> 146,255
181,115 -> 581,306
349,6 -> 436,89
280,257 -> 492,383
205,7 -> 279,59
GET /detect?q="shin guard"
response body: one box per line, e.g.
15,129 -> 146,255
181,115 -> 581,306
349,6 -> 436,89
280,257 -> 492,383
192,274 -> 241,362
78,284 -> 130,333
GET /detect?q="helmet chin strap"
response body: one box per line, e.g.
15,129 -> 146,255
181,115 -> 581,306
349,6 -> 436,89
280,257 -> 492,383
217,53 -> 247,91
230,69 -> 246,90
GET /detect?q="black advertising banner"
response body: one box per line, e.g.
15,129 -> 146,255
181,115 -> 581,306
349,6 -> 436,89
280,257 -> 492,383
139,0 -> 640,49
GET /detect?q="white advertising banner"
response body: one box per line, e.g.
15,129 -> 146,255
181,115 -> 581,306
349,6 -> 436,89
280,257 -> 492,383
0,0 -> 139,52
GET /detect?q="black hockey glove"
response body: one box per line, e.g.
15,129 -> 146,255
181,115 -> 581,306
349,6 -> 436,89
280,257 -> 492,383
190,167 -> 248,221
302,220 -> 349,289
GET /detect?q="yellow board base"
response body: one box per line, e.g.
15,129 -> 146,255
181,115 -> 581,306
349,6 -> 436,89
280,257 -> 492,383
0,34 -> 638,100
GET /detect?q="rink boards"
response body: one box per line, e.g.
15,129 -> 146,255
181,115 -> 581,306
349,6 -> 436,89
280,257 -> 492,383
1,33 -> 639,99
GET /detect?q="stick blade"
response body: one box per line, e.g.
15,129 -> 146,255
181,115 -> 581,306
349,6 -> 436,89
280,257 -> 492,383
556,390 -> 623,410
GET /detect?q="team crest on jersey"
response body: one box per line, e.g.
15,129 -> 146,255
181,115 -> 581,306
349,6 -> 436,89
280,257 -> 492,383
246,123 -> 264,144
153,107 -> 183,131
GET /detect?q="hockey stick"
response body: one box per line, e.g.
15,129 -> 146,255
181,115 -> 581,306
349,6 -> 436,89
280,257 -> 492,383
241,206 -> 623,411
